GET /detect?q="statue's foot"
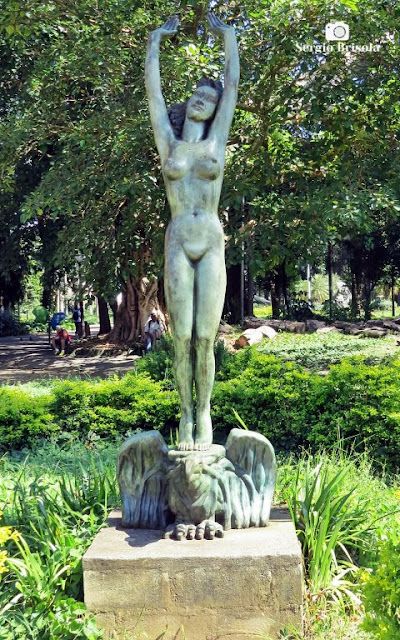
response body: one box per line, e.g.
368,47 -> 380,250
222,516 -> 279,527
193,442 -> 211,451
163,521 -> 224,541
178,416 -> 194,450
178,440 -> 194,451
163,523 -> 196,540
194,411 -> 213,450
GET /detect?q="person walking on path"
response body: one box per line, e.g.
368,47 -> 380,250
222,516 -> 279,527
72,305 -> 82,337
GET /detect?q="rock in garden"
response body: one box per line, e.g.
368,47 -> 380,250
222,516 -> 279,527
382,320 -> 400,332
235,327 -> 275,348
316,326 -> 340,334
258,325 -> 277,339
305,319 -> 326,332
285,321 -> 306,334
361,328 -> 387,338
218,321 -> 234,334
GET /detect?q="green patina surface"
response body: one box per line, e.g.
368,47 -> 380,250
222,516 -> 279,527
145,13 -> 239,451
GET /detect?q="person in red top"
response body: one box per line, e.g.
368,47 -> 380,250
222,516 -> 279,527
51,325 -> 72,357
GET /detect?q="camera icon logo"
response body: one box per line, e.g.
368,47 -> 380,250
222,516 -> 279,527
325,22 -> 350,41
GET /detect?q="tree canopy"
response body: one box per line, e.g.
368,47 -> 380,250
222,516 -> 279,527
1,0 -> 399,328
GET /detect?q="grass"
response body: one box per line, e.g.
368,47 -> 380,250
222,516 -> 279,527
370,303 -> 400,319
2,331 -> 400,638
254,303 -> 273,318
1,438 -> 399,639
253,300 -> 400,322
257,331 -> 398,370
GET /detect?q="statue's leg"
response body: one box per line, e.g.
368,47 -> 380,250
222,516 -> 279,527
165,242 -> 195,450
193,247 -> 226,450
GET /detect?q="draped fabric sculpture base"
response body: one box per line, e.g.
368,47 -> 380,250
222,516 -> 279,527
117,428 -> 277,539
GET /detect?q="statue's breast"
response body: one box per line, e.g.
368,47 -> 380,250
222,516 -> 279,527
195,156 -> 221,180
163,157 -> 188,180
163,143 -> 222,182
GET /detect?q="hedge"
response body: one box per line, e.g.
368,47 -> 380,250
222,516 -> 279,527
1,352 -> 400,469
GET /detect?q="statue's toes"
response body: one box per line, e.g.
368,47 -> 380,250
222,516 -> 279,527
178,442 -> 194,451
175,523 -> 187,541
186,524 -> 196,540
205,522 -> 215,540
195,520 -> 224,540
162,525 -> 174,539
193,442 -> 211,451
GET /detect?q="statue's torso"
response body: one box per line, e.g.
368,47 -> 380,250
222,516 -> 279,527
162,139 -> 225,219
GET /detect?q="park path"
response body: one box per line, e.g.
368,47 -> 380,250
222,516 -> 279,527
0,333 -> 138,384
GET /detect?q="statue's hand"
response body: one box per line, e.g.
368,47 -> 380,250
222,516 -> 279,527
207,12 -> 234,38
151,15 -> 180,41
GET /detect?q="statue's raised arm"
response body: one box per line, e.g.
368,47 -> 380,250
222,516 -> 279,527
207,13 -> 240,145
145,16 -> 179,159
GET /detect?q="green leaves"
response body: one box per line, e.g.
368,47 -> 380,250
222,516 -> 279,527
286,458 -> 367,602
1,0 -> 400,323
0,449 -> 112,639
362,535 -> 400,639
339,0 -> 359,10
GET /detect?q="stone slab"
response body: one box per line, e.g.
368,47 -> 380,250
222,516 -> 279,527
83,508 -> 303,640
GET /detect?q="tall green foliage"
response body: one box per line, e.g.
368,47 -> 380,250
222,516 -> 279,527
362,536 -> 400,640
1,0 -> 399,324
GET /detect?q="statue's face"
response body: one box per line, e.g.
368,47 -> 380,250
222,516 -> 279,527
186,86 -> 219,122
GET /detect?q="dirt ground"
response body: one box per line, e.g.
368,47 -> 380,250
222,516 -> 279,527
0,333 -> 139,384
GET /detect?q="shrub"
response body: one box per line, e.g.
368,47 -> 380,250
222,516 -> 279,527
362,535 -> 400,639
50,373 -> 179,437
2,341 -> 400,470
136,335 -> 231,385
136,334 -> 175,385
212,354 -> 312,450
0,312 -> 28,337
0,388 -> 56,450
33,306 -> 47,324
307,359 -> 400,466
212,349 -> 400,469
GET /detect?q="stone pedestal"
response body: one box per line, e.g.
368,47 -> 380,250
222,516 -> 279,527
83,509 -> 303,640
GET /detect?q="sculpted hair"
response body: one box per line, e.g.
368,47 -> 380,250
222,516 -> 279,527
167,77 -> 223,138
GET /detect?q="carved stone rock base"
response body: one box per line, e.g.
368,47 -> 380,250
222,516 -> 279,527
83,508 -> 303,640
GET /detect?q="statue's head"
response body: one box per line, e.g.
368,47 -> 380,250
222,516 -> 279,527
168,77 -> 223,138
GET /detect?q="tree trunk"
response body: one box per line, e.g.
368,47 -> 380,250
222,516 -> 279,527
41,269 -> 54,311
109,275 -> 166,344
98,296 -> 111,334
363,280 -> 374,321
224,264 -> 242,324
245,266 -> 254,316
350,262 -> 362,319
109,301 -> 117,323
327,242 -> 333,320
270,272 -> 282,319
281,263 -> 290,316
391,269 -> 395,317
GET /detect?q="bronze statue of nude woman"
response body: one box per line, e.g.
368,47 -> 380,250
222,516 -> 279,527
145,13 -> 239,451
